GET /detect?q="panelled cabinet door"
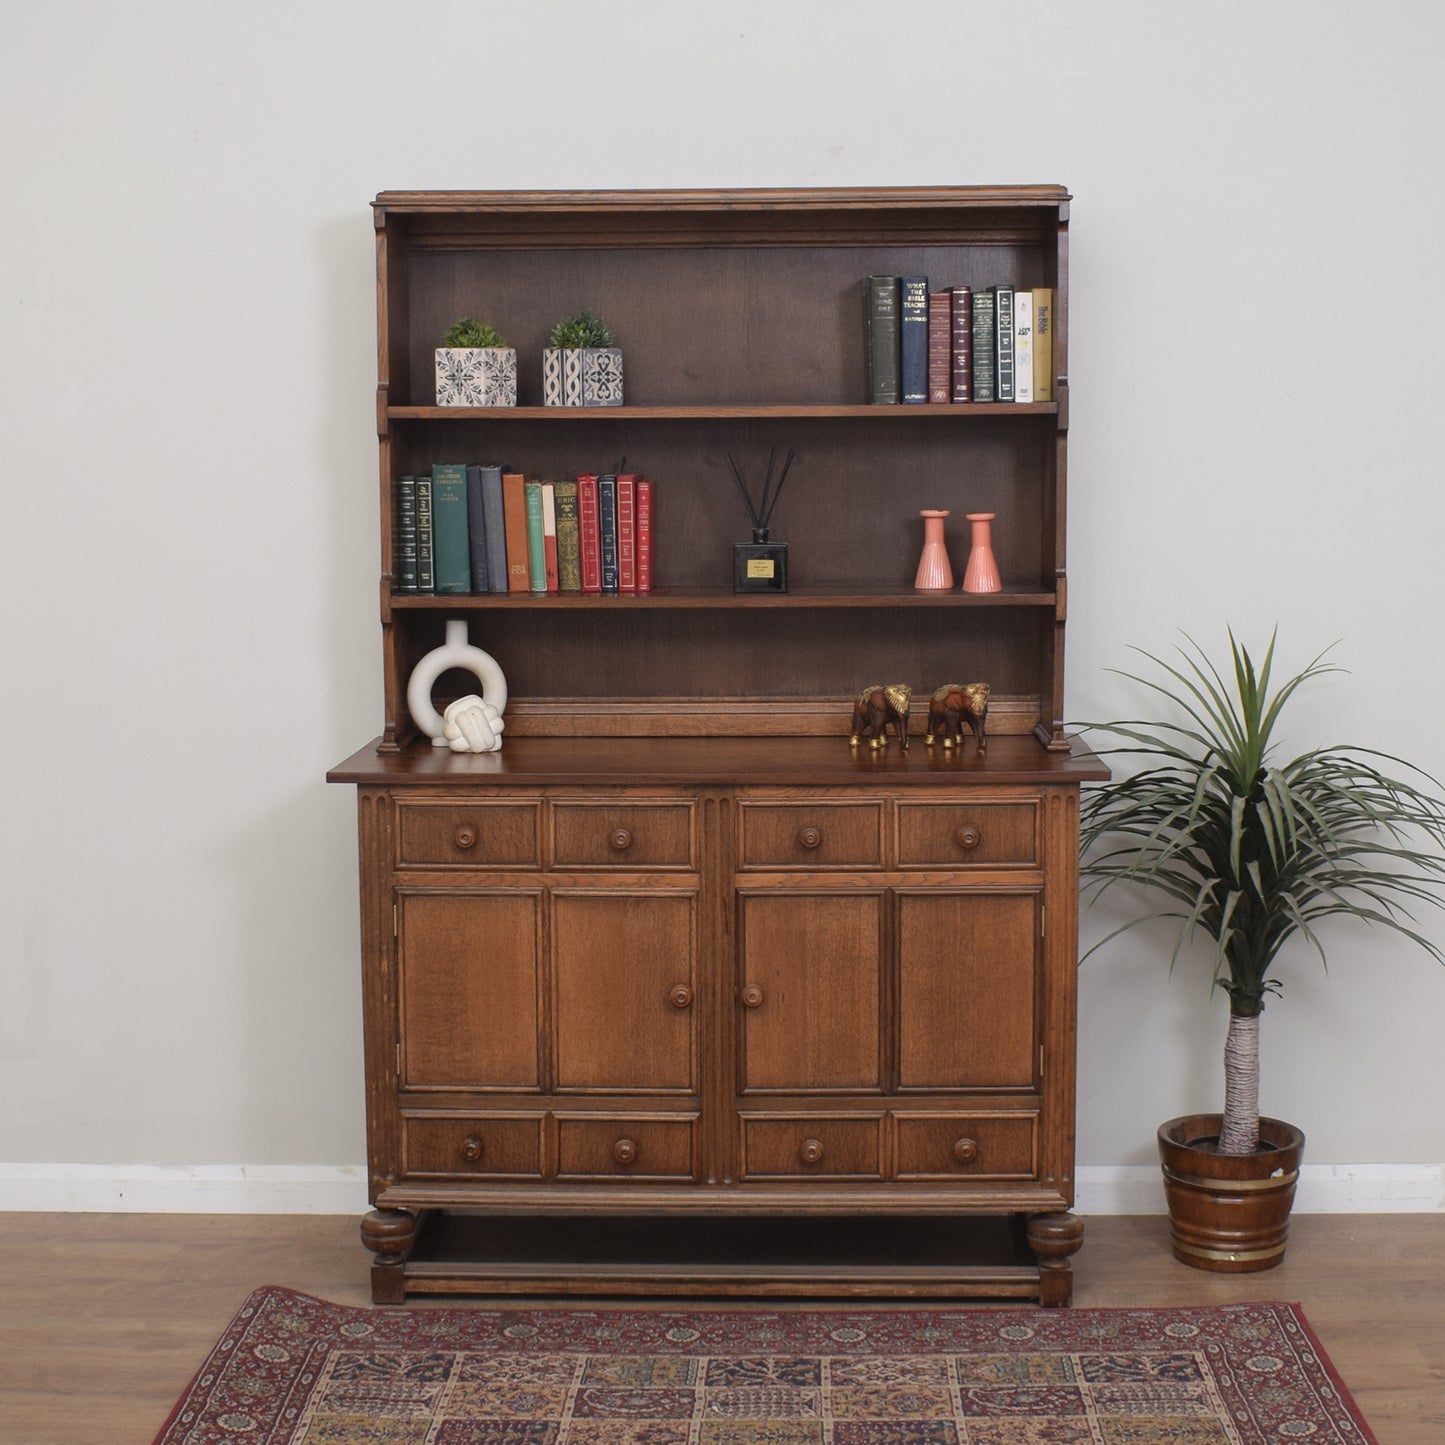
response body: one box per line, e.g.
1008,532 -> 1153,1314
895,888 -> 1042,1090
738,891 -> 885,1092
552,891 -> 698,1092
397,890 -> 542,1090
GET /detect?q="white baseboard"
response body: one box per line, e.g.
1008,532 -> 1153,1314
1,1162 -> 1440,1215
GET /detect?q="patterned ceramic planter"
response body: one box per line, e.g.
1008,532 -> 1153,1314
542,348 -> 587,407
581,347 -> 624,406
435,347 -> 518,407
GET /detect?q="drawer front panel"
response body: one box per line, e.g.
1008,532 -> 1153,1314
555,1116 -> 698,1180
402,1114 -> 544,1179
739,803 -> 884,868
396,802 -> 540,868
894,1112 -> 1039,1180
740,1115 -> 883,1180
552,803 -> 695,868
895,801 -> 1039,868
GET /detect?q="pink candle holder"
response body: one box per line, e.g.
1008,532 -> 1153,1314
914,509 -> 954,589
962,512 -> 1001,593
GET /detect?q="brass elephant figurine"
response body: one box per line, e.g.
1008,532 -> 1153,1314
924,682 -> 991,755
849,683 -> 912,751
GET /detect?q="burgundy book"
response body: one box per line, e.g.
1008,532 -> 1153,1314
616,474 -> 638,592
577,473 -> 602,594
927,291 -> 952,403
950,287 -> 973,403
635,479 -> 654,592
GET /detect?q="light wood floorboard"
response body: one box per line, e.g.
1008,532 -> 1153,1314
0,1212 -> 1439,1444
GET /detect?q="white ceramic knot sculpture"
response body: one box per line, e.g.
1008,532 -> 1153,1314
407,619 -> 508,752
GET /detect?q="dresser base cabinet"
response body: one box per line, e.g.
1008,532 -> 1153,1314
331,736 -> 1105,1305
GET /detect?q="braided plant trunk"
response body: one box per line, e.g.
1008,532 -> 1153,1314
1218,1010 -> 1261,1154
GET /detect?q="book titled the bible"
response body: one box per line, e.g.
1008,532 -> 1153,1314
636,479 -> 654,592
864,274 -> 901,404
899,276 -> 929,403
970,288 -> 996,404
950,286 -> 973,403
1031,287 -> 1054,401
501,471 -> 530,592
553,479 -> 581,592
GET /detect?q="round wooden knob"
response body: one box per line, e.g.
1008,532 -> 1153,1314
454,825 -> 477,850
800,1138 -> 825,1165
609,827 -> 633,851
613,1138 -> 637,1165
741,984 -> 764,1009
953,1136 -> 978,1164
670,983 -> 694,1009
956,825 -> 981,850
462,1136 -> 484,1162
798,826 -> 822,849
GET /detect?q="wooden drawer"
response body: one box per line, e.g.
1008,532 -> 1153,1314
395,801 -> 540,868
739,803 -> 884,868
896,801 -> 1039,868
555,1115 -> 698,1180
552,803 -> 695,868
893,1112 -> 1039,1180
740,1115 -> 883,1179
402,1114 -> 543,1179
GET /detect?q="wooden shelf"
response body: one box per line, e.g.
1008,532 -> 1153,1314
387,402 -> 1059,422
388,584 -> 1059,611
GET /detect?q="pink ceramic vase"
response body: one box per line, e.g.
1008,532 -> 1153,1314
962,512 -> 1001,593
914,509 -> 954,589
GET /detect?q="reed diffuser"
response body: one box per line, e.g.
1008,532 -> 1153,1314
728,447 -> 796,593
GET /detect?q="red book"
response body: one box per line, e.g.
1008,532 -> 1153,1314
501,471 -> 531,592
576,473 -> 602,594
616,474 -> 637,592
635,479 -> 653,593
950,286 -> 973,403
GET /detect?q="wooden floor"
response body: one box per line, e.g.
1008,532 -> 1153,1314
0,1212 -> 1439,1444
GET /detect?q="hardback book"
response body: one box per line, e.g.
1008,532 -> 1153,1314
864,274 -> 901,404
553,479 -> 581,591
430,462 -> 472,594
970,288 -> 996,403
415,472 -> 435,593
501,470 -> 531,592
479,465 -> 508,593
899,276 -> 929,403
927,291 -> 952,403
577,473 -> 602,594
616,474 -> 638,592
1032,286 -> 1054,402
598,474 -> 619,594
636,478 -> 654,593
993,285 -> 1016,403
950,286 -> 973,403
394,475 -> 418,593
1014,290 -> 1034,404
464,464 -> 491,593
524,481 -> 547,593
542,482 -> 559,592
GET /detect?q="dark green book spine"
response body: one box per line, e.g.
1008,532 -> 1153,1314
480,466 -> 508,593
524,480 -> 547,592
865,274 -> 900,404
415,474 -> 435,593
993,285 -> 1015,403
554,480 -> 582,592
430,462 -> 471,593
971,289 -> 996,403
464,464 -> 491,593
394,475 -> 418,593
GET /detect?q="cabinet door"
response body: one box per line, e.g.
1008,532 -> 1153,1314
738,891 -> 884,1092
896,888 -> 1040,1090
397,890 -> 542,1090
552,891 -> 697,1092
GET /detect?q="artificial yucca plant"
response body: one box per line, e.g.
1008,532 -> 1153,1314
1079,631 -> 1445,1155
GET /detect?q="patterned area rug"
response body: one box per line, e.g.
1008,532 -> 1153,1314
153,1287 -> 1376,1444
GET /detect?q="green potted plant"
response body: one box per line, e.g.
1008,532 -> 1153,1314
1079,631 -> 1445,1271
435,318 -> 516,407
542,309 -> 623,407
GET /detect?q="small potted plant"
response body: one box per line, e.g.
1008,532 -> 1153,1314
1079,631 -> 1445,1271
435,318 -> 517,407
542,309 -> 623,407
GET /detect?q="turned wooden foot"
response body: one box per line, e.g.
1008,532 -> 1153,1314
1027,1211 -> 1084,1307
361,1207 -> 417,1304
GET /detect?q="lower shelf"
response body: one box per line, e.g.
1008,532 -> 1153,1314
363,1209 -> 1082,1307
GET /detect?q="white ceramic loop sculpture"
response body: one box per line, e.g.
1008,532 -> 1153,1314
407,619 -> 508,751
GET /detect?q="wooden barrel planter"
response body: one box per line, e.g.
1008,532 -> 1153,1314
1157,1114 -> 1305,1272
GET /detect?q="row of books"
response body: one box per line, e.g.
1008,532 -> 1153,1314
394,465 -> 655,595
865,278 -> 1054,406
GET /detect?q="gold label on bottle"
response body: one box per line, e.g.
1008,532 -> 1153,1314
746,559 -> 775,579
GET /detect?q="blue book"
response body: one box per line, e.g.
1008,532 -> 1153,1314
430,462 -> 471,593
479,465 -> 508,593
598,474 -> 619,594
899,275 -> 929,403
464,465 -> 491,594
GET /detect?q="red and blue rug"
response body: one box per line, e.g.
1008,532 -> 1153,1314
154,1287 -> 1376,1444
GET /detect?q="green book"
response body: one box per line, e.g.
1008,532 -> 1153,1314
554,480 -> 581,591
430,462 -> 471,594
524,480 -> 547,593
415,473 -> 435,593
